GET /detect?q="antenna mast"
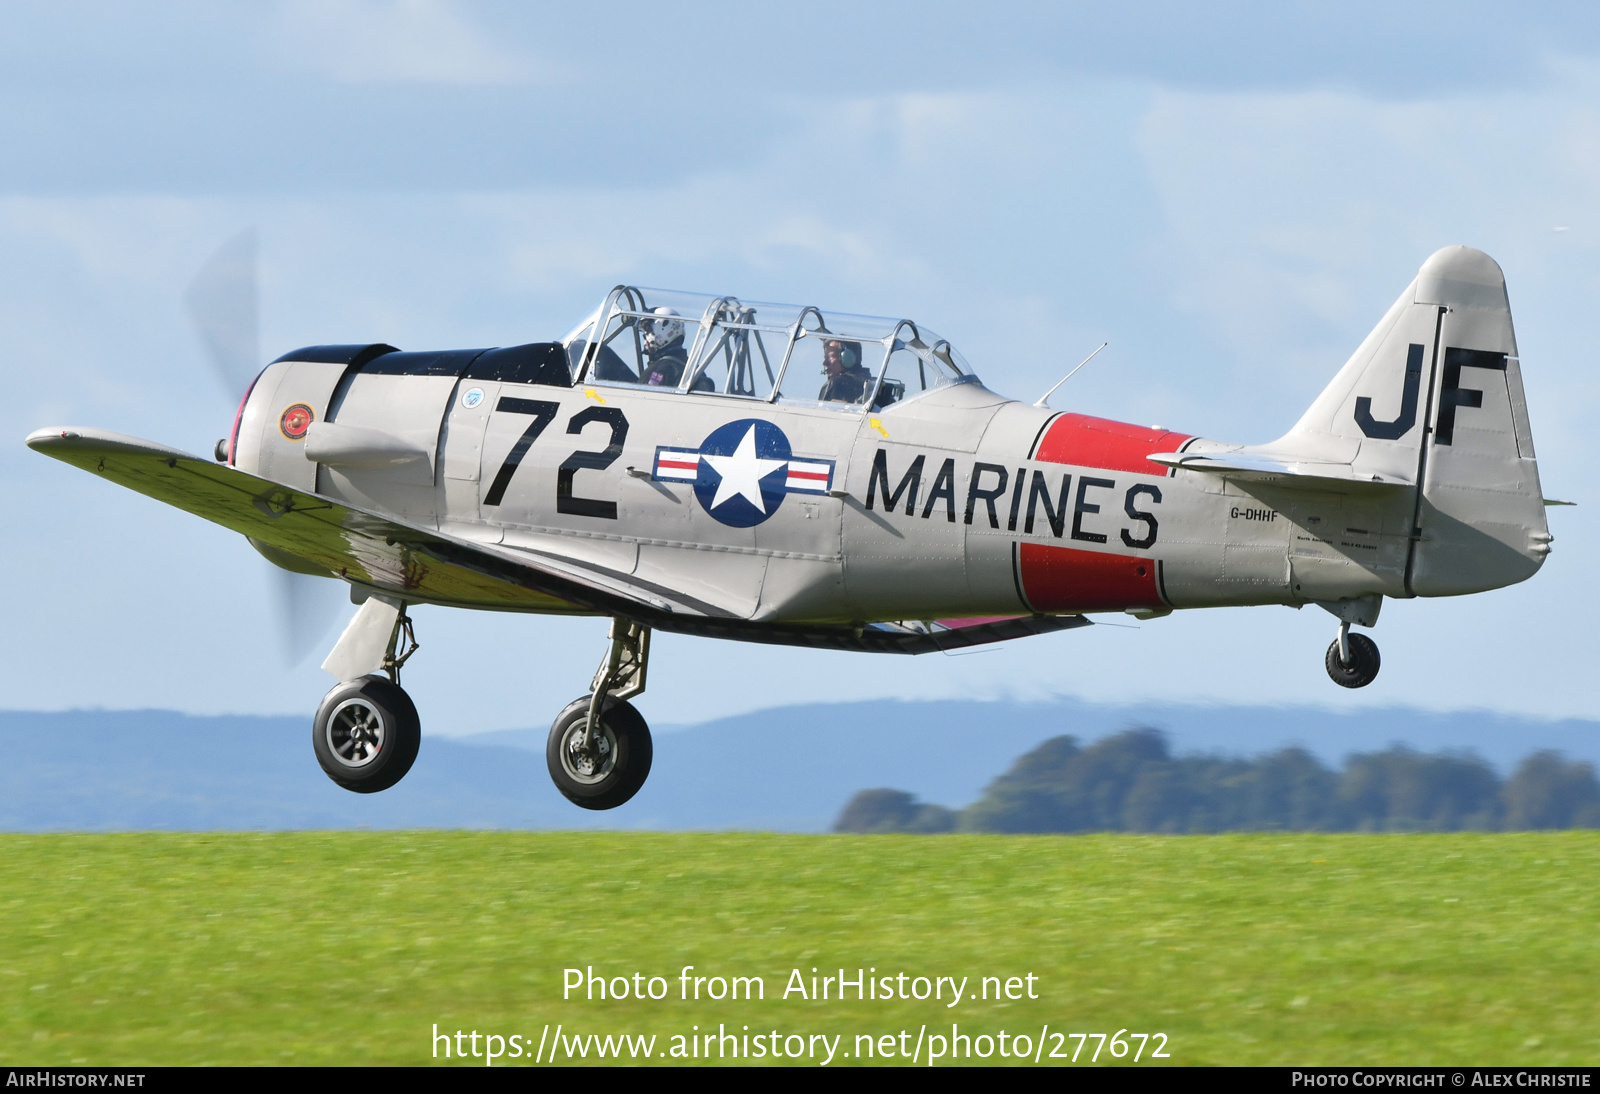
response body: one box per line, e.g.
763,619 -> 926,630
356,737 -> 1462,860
1034,342 -> 1107,408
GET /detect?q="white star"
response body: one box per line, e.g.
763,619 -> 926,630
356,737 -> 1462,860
702,425 -> 787,512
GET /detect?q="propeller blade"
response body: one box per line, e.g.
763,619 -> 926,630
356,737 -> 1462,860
184,232 -> 343,664
273,568 -> 346,667
183,227 -> 260,398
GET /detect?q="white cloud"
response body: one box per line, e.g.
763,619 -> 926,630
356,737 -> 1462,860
1134,69 -> 1600,440
272,0 -> 544,86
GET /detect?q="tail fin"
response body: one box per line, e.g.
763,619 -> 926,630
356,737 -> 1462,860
1279,246 -> 1548,596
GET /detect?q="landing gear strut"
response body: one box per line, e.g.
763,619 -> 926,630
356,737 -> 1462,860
312,600 -> 422,792
547,618 -> 653,810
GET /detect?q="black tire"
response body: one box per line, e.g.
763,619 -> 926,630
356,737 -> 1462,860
546,696 -> 652,810
1325,633 -> 1381,689
312,675 -> 421,793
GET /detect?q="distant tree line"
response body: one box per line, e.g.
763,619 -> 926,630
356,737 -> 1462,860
833,730 -> 1600,834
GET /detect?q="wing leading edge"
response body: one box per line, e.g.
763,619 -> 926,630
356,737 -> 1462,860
28,428 -> 1089,654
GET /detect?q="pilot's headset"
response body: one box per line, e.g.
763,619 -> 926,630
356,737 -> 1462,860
825,339 -> 862,371
643,307 -> 684,353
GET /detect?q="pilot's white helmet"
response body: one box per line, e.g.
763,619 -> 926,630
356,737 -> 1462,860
642,307 -> 684,352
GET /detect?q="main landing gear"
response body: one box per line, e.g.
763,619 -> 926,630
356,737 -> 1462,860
311,603 -> 655,809
312,603 -> 421,793
1318,596 -> 1381,689
547,618 -> 653,810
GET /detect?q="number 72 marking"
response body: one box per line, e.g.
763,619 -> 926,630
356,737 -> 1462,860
482,398 -> 631,520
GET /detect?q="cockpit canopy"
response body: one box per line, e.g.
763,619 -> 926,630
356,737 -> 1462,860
561,287 -> 975,411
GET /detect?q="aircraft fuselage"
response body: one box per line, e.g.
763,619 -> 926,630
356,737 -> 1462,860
235,353 -> 1439,629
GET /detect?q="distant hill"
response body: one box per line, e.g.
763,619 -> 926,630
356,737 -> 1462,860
2,699 -> 1597,832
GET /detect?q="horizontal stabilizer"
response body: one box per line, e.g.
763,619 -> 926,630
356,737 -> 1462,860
1147,451 -> 1412,489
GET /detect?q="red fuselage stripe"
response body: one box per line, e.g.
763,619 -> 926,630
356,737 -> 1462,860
1033,413 -> 1192,475
1018,542 -> 1163,613
1019,414 -> 1190,612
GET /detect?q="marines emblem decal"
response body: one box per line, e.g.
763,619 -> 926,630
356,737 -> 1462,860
279,403 -> 314,440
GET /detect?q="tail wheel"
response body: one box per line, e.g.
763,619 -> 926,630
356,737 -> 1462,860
546,696 -> 652,810
312,675 -> 421,793
1325,633 -> 1381,689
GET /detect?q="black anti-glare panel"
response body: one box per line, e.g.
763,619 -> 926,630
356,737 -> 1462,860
271,343 -> 399,368
274,342 -> 571,385
464,343 -> 573,387
359,348 -> 486,377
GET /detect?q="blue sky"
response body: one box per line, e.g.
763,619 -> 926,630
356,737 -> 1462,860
4,1 -> 1599,733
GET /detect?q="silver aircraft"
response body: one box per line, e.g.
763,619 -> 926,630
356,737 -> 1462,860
28,246 -> 1554,809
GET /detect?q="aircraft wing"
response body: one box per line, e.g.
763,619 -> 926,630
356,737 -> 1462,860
1146,451 -> 1412,489
28,428 -> 1088,654
26,426 -> 653,616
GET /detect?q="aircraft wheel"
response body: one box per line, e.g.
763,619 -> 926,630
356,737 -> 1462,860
312,675 -> 421,793
546,696 -> 653,811
1325,633 -> 1381,689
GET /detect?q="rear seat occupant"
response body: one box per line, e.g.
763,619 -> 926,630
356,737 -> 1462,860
819,338 -> 870,403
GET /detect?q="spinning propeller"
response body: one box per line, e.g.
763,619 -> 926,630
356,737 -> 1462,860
183,229 -> 344,665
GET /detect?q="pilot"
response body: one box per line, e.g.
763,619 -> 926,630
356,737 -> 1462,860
642,307 -> 689,387
818,339 -> 871,403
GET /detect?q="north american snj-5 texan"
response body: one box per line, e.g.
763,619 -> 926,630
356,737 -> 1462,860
28,245 -> 1559,810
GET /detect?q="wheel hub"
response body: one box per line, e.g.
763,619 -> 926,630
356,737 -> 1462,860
326,698 -> 386,768
561,724 -> 616,784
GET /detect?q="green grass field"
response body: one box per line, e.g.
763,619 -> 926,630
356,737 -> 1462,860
1,832 -> 1596,1066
